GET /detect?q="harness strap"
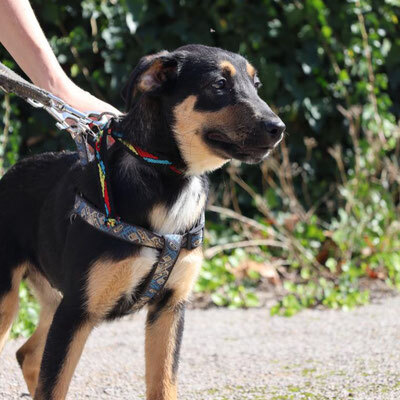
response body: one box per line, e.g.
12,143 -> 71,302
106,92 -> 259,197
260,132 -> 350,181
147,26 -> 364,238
74,194 -> 165,249
73,194 -> 204,251
73,194 -> 204,305
74,133 -> 91,166
141,234 -> 183,303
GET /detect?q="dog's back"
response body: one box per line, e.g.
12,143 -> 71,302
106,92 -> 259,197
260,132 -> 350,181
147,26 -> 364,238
0,152 -> 77,256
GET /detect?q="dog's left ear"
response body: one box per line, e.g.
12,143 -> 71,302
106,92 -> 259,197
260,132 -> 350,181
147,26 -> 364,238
121,50 -> 182,110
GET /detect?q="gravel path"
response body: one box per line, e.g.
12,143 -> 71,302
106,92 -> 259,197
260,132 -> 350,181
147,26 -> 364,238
1,296 -> 400,400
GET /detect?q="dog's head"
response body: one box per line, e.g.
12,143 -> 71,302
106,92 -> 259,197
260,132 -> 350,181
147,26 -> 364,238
122,44 -> 285,175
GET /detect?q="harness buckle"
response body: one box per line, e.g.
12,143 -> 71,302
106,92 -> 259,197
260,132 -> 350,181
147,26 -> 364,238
184,224 -> 204,250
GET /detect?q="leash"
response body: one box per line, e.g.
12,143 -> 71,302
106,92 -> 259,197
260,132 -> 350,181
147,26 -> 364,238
0,62 -> 113,165
0,62 -> 205,304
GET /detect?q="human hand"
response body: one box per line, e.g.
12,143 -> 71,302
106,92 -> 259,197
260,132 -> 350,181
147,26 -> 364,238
49,78 -> 121,117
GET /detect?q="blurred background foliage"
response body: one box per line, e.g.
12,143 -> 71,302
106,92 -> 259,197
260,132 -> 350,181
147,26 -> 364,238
1,0 -> 400,334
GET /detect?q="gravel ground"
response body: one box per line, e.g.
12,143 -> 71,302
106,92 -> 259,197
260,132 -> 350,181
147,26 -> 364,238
1,296 -> 400,400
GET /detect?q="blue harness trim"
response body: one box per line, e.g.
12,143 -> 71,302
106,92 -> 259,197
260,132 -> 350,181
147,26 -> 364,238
71,119 -> 204,305
73,134 -> 91,166
73,194 -> 204,303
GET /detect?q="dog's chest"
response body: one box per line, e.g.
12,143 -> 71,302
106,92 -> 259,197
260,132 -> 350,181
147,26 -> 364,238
105,177 -> 206,318
149,176 -> 206,235
147,176 -> 206,291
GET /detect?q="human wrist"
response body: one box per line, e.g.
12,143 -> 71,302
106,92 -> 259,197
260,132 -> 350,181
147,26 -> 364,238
32,46 -> 120,114
47,78 -> 120,115
48,76 -> 77,102
31,44 -> 69,95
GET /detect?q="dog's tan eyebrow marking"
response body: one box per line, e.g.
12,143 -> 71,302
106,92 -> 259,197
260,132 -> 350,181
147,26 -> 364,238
246,62 -> 256,79
220,60 -> 236,76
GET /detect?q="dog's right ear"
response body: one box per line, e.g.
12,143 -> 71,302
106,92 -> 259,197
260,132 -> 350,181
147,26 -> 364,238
121,50 -> 181,110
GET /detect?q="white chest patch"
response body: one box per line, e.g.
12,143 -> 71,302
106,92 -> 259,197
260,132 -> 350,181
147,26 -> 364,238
146,176 -> 206,297
110,177 -> 206,308
149,176 -> 206,235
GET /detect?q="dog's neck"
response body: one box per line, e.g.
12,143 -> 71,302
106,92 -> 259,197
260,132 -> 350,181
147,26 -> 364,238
89,95 -> 207,229
116,96 -> 186,172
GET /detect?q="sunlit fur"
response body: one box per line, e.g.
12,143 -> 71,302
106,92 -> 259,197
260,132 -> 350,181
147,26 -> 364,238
0,44 -> 284,400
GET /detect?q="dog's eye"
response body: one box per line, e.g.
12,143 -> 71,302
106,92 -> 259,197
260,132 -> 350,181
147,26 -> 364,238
254,77 -> 262,90
212,78 -> 226,90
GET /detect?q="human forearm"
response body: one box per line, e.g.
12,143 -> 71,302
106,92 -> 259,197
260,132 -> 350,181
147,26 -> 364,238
0,0 -> 119,114
0,0 -> 66,91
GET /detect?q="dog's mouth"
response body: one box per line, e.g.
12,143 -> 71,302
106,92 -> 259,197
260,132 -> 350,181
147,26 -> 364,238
204,130 -> 273,163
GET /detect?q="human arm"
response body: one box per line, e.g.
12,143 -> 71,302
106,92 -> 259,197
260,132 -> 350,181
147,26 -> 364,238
0,0 -> 120,115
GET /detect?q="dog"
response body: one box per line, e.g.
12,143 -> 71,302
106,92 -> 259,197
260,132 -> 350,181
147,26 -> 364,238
0,44 -> 285,400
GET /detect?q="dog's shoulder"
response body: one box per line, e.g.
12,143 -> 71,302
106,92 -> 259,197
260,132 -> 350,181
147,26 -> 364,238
2,150 -> 78,180
0,150 -> 79,209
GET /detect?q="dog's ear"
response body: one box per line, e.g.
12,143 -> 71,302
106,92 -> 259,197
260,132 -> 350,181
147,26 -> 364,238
121,51 -> 181,110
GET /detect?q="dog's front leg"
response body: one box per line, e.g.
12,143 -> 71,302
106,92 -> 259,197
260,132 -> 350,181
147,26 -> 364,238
145,291 -> 185,400
34,298 -> 93,400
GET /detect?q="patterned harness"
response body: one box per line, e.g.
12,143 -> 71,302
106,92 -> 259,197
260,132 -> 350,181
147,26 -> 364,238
72,120 -> 205,305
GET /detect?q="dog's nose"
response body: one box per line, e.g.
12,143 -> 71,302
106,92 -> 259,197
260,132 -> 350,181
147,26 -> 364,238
261,119 -> 286,138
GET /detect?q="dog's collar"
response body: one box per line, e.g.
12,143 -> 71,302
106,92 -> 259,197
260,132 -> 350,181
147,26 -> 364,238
112,133 -> 183,175
102,120 -> 183,175
90,120 -> 184,225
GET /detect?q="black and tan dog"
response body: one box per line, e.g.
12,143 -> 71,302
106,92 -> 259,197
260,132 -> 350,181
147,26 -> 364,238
0,44 -> 284,400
